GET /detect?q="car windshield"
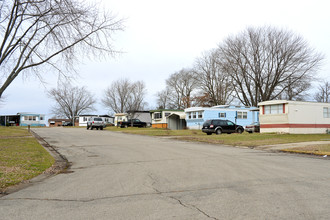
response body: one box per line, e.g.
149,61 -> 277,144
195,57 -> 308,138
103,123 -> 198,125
94,118 -> 103,121
227,121 -> 234,126
203,120 -> 211,126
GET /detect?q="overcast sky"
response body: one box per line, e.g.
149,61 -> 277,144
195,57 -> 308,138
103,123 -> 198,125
1,0 -> 330,118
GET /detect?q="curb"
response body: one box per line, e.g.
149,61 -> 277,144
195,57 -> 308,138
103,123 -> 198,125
0,131 -> 70,197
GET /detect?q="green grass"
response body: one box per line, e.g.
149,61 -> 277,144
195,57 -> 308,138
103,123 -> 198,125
105,126 -> 202,136
0,126 -> 32,138
282,144 -> 330,156
105,126 -> 330,147
0,127 -> 55,192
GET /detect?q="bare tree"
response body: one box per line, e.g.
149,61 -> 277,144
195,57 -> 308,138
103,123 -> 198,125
218,26 -> 323,106
194,49 -> 234,106
102,79 -> 132,114
102,78 -> 147,121
314,81 -> 330,103
0,0 -> 124,99
165,68 -> 199,109
126,81 -> 148,123
155,87 -> 172,109
48,83 -> 96,123
278,76 -> 311,101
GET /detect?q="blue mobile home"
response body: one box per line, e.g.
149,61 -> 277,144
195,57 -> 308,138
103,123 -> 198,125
185,105 -> 259,130
0,112 -> 46,127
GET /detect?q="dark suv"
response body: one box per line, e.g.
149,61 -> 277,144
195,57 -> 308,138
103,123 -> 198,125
202,119 -> 244,135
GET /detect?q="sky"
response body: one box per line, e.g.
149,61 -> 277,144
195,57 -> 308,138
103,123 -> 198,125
1,0 -> 330,120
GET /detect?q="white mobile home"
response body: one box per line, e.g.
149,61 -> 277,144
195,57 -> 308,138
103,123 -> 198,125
77,115 -> 114,127
258,100 -> 330,134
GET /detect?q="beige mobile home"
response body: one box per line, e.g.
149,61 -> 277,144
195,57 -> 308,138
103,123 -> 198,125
258,100 -> 330,134
150,109 -> 185,129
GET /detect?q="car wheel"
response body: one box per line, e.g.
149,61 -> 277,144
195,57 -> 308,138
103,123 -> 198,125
87,126 -> 89,130
237,128 -> 243,134
100,127 -> 103,130
96,127 -> 99,130
207,133 -> 212,135
215,129 -> 222,135
248,131 -> 252,134
91,127 -> 93,130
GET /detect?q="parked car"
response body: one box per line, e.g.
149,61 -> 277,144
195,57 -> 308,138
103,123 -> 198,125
87,117 -> 105,130
62,121 -> 73,126
119,119 -> 147,128
245,122 -> 260,133
202,119 -> 244,135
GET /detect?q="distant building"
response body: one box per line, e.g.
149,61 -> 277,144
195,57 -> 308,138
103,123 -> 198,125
127,111 -> 152,126
76,115 -> 114,127
185,105 -> 259,130
48,119 -> 72,127
0,112 -> 46,127
114,113 -> 128,126
150,109 -> 186,129
258,100 -> 330,134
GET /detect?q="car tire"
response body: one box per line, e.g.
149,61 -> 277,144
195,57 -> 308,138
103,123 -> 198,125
100,127 -> 103,130
237,128 -> 243,134
248,131 -> 252,134
91,127 -> 93,130
215,129 -> 222,135
87,126 -> 89,130
207,133 -> 212,135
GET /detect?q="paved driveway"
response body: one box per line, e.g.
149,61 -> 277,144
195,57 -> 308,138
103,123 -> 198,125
1,127 -> 330,219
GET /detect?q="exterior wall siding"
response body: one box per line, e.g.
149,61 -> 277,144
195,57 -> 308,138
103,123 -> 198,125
150,110 -> 184,128
152,123 -> 168,128
185,106 -> 259,130
19,113 -> 46,127
259,100 -> 330,134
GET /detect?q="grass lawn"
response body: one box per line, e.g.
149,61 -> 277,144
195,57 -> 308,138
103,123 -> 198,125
0,127 -> 54,192
105,126 -> 330,152
281,144 -> 330,156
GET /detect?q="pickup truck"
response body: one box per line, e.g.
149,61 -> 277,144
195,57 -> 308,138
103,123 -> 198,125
119,119 -> 147,128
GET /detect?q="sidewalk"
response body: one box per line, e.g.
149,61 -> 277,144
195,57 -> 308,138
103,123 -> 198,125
256,141 -> 330,151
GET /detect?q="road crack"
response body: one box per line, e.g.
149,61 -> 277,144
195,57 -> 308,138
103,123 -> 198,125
168,195 -> 218,220
146,173 -> 218,219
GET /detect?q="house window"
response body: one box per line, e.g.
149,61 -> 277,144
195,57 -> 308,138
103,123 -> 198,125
188,113 -> 192,119
198,112 -> 202,119
40,116 -> 44,120
264,104 -> 283,114
24,116 -> 36,121
219,113 -> 226,118
324,107 -> 330,118
192,112 -> 197,119
237,111 -> 247,119
154,112 -> 162,119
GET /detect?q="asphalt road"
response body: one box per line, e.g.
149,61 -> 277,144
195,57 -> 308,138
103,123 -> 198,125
1,127 -> 330,219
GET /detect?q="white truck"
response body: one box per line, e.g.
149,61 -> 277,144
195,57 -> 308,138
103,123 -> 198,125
86,117 -> 105,130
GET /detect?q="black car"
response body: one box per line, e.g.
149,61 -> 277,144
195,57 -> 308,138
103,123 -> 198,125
202,119 -> 244,135
119,119 -> 147,128
62,121 -> 73,126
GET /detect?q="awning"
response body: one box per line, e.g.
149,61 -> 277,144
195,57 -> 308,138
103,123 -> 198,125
167,112 -> 186,120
